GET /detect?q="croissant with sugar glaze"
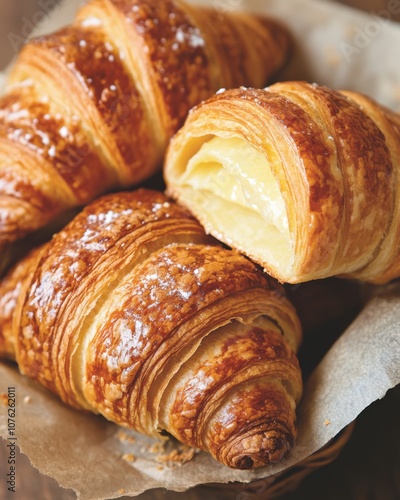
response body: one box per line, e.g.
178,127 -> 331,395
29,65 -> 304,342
165,81 -> 400,284
0,0 -> 291,260
0,189 -> 302,470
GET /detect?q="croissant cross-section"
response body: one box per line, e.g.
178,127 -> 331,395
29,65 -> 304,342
165,81 -> 400,284
0,189 -> 302,470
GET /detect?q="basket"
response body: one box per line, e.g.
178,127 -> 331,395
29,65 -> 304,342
201,422 -> 356,500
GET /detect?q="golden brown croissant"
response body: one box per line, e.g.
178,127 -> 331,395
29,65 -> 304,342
0,0 -> 291,259
0,189 -> 302,470
164,81 -> 400,284
0,246 -> 46,359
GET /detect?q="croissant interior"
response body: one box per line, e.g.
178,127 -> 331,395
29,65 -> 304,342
175,135 -> 292,272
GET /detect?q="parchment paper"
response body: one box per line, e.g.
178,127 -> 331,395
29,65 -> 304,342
1,1 -> 400,499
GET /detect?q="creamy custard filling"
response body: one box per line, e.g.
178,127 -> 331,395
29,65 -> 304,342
180,136 -> 293,270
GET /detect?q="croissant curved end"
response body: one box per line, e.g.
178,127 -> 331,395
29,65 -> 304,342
220,426 -> 293,470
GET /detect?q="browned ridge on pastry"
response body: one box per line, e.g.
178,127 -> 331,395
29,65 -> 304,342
165,81 -> 400,284
0,0 -> 291,261
0,189 -> 302,470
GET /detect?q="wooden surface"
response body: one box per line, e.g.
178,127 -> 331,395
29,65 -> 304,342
0,1 -> 399,499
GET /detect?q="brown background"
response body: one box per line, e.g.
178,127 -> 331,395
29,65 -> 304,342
0,1 -> 399,499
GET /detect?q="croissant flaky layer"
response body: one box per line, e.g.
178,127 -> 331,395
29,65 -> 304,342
165,81 -> 400,284
0,189 -> 302,470
0,0 -> 291,256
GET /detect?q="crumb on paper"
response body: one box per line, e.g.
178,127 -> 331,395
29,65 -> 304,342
145,439 -> 198,467
155,445 -> 197,467
158,466 -> 164,471
23,396 -> 31,404
148,442 -> 164,455
324,419 -> 331,426
117,489 -> 125,494
122,453 -> 136,463
0,394 -> 7,406
115,429 -> 136,445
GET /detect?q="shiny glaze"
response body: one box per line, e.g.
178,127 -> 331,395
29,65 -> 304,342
169,325 -> 300,464
253,83 -> 393,276
0,0 -> 291,249
16,190 -> 203,399
309,84 -> 393,264
85,244 -> 275,420
0,247 -> 45,359
200,8 -> 248,86
111,0 -> 212,136
0,85 -> 111,204
207,381 -> 295,468
31,24 -> 151,175
3,189 -> 302,469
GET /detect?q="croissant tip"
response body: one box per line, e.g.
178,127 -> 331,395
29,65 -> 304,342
235,455 -> 254,470
223,428 -> 294,470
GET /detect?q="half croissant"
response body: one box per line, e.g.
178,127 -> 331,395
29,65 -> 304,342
165,82 -> 399,284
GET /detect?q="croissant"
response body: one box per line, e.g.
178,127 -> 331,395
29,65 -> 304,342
0,189 -> 302,470
164,81 -> 400,284
0,0 -> 291,261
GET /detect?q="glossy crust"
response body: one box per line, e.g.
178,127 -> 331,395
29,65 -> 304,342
0,189 -> 302,470
165,81 -> 398,284
0,246 -> 46,359
0,0 -> 291,257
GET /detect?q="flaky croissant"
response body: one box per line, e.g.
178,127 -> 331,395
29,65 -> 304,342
165,81 -> 400,284
0,189 -> 302,470
0,0 -> 291,259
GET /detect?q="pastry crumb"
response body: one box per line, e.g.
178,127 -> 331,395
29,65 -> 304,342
122,453 -> 136,463
115,429 -> 136,444
148,442 -> 164,455
324,419 -> 331,426
145,439 -> 198,468
23,396 -> 31,404
117,488 -> 125,494
155,444 -> 197,467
